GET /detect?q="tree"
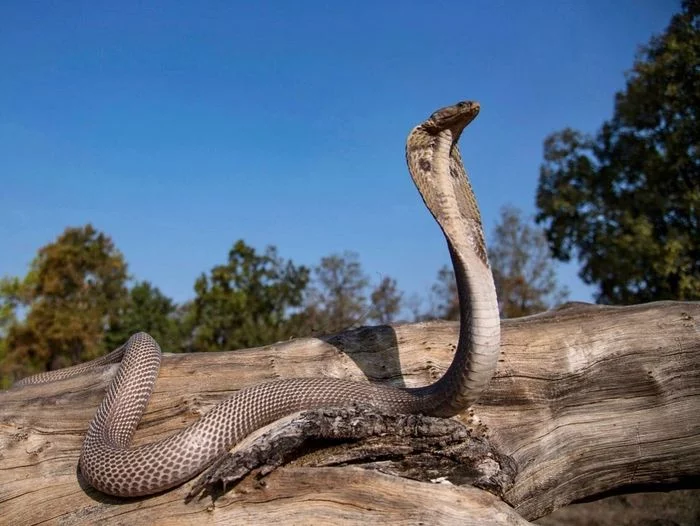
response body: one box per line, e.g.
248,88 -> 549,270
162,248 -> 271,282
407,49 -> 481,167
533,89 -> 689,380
105,281 -> 185,353
425,207 -> 568,320
0,225 -> 128,386
0,278 -> 21,386
369,276 -> 403,324
188,240 -> 309,352
428,265 -> 460,321
536,0 -> 699,304
301,253 -> 406,333
490,206 -> 568,318
301,252 -> 370,334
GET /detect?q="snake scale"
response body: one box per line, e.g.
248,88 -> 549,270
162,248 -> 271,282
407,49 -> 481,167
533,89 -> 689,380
16,100 -> 501,497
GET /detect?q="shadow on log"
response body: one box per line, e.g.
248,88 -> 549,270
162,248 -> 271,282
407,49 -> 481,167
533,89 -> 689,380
0,301 -> 698,525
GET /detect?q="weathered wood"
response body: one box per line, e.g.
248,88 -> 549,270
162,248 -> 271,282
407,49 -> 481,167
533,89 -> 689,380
0,301 -> 698,525
186,406 -> 517,501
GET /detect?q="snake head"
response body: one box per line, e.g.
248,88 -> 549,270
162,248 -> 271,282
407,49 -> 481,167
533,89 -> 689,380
423,101 -> 480,137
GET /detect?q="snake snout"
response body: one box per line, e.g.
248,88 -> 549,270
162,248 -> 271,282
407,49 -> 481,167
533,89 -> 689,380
457,100 -> 479,111
427,100 -> 480,133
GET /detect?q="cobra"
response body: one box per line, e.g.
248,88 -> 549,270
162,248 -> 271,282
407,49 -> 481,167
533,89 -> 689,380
16,101 -> 500,497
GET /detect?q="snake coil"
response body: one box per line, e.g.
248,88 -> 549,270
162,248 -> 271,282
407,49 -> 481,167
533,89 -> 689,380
17,101 -> 500,497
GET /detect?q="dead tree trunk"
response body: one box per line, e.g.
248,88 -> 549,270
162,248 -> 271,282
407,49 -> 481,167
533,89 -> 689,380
0,301 -> 698,525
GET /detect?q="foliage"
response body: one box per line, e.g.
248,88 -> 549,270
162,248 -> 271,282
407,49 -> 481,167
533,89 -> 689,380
426,206 -> 568,320
188,240 -> 309,351
0,225 -> 128,386
536,1 -> 699,303
0,278 -> 21,386
490,206 -> 568,318
301,252 -> 405,333
0,229 -> 409,385
105,281 -> 186,353
369,276 -> 403,324
301,252 -> 369,333
0,278 -> 21,337
429,265 -> 460,321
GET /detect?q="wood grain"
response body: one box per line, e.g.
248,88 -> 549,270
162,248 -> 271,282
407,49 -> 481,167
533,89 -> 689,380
0,301 -> 698,524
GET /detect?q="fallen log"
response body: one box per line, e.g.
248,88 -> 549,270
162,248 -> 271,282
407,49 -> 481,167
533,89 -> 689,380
0,301 -> 698,525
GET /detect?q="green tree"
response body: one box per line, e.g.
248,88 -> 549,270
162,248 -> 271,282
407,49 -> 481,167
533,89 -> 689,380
0,278 -> 22,386
189,240 -> 309,351
105,281 -> 185,353
0,225 -> 128,385
536,1 -> 699,304
0,277 -> 21,337
490,206 -> 568,318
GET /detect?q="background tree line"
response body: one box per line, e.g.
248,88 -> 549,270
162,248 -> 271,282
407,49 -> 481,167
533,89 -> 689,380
0,206 -> 567,387
1,1 -> 697,387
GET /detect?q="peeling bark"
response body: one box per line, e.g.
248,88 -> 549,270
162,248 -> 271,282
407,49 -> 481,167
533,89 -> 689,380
186,406 -> 516,501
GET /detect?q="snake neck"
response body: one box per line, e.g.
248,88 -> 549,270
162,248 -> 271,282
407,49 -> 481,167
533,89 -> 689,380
406,125 -> 500,416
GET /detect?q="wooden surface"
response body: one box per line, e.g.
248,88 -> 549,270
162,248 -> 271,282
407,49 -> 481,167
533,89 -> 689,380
0,301 -> 698,524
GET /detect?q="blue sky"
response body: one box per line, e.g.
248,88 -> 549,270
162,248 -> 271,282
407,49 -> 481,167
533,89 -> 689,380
0,1 -> 679,309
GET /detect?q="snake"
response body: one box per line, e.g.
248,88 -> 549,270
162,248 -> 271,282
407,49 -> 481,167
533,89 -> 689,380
16,100 -> 501,497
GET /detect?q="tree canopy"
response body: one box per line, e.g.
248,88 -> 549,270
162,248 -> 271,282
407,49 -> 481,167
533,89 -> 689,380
0,225 -> 128,386
490,206 -> 568,318
300,252 -> 405,334
105,281 -> 186,353
188,240 -> 310,352
369,276 -> 403,325
536,0 -> 699,304
301,252 -> 370,334
428,206 -> 568,321
429,265 -> 460,321
0,228 -> 418,387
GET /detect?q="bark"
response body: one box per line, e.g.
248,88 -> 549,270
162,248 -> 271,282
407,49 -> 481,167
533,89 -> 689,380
185,406 -> 517,501
0,301 -> 698,525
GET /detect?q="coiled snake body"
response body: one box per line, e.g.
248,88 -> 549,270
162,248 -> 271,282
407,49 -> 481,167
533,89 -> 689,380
17,101 -> 500,497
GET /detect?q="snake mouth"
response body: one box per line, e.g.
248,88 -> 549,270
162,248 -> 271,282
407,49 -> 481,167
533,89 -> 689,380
425,101 -> 480,133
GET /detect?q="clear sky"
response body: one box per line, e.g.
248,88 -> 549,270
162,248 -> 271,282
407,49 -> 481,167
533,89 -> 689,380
0,1 -> 680,308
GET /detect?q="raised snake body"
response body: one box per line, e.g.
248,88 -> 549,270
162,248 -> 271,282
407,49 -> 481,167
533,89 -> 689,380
17,101 -> 500,497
